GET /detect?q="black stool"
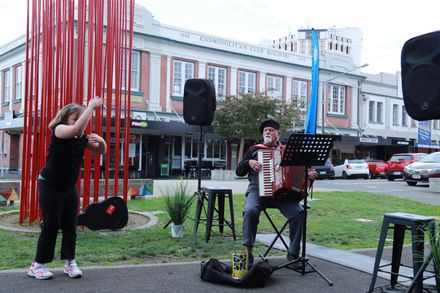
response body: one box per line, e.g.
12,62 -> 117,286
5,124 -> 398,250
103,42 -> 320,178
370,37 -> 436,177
192,186 -> 236,243
368,213 -> 435,293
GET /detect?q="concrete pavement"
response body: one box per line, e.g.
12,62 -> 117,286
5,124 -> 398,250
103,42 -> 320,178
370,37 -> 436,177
0,239 -> 435,293
0,257 -> 380,293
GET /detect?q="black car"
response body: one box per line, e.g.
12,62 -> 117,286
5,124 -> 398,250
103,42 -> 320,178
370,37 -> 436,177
314,159 -> 335,179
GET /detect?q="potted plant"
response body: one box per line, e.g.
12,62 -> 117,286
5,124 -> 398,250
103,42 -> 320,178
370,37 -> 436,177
163,180 -> 195,238
426,225 -> 440,289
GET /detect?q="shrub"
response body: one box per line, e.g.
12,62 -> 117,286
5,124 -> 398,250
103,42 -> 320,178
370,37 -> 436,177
163,180 -> 195,225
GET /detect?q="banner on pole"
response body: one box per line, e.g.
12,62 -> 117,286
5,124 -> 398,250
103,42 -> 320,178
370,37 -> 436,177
304,29 -> 319,134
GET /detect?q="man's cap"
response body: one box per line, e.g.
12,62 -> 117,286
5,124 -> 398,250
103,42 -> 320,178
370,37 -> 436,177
260,119 -> 280,133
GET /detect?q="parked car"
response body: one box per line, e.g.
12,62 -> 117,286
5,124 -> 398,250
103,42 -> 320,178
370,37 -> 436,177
313,158 -> 335,179
333,158 -> 369,179
365,159 -> 387,179
403,152 -> 440,185
386,153 -> 427,181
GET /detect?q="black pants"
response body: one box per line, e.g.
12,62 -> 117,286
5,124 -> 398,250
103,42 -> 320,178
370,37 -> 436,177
35,180 -> 78,264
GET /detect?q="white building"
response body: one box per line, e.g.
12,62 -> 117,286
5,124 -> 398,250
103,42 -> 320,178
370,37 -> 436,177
0,4 -> 436,178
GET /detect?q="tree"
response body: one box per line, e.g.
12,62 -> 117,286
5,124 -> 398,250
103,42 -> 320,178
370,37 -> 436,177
214,93 -> 300,162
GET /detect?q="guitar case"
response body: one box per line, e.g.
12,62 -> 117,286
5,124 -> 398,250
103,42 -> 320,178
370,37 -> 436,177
78,196 -> 128,231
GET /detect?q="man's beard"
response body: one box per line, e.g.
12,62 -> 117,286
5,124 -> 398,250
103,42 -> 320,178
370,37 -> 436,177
263,135 -> 273,144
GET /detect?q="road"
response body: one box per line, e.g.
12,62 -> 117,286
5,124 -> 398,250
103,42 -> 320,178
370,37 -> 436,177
313,178 -> 440,205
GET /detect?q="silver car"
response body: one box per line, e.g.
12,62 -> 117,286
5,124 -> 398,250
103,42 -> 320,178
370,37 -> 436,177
403,152 -> 440,186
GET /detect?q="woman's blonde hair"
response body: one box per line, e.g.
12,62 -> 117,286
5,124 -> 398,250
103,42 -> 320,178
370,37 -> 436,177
48,103 -> 85,131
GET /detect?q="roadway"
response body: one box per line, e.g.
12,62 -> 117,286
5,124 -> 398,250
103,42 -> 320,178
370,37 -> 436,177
313,178 -> 440,205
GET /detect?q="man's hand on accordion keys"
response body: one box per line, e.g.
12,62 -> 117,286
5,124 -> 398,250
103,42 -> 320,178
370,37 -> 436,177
249,159 -> 262,172
308,169 -> 318,182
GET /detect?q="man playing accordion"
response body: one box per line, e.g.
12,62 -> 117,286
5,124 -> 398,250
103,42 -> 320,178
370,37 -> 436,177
236,119 -> 317,267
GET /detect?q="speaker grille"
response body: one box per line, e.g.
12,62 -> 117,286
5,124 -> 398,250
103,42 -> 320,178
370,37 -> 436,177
183,79 -> 216,125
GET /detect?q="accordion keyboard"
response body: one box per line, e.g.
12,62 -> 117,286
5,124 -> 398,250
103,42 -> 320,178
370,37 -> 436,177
258,150 -> 274,197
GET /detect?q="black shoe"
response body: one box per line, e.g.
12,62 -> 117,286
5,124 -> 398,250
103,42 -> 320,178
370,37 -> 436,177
287,261 -> 303,270
286,252 -> 299,262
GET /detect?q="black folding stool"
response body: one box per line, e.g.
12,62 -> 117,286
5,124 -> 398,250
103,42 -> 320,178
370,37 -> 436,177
259,204 -> 307,261
259,209 -> 290,260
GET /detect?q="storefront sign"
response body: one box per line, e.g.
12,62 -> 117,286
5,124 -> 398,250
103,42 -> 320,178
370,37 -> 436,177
131,120 -> 149,128
359,137 -> 378,144
416,143 -> 440,149
396,141 -> 410,145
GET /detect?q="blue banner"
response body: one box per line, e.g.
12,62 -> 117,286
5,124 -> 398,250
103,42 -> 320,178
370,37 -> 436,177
418,120 -> 431,145
304,29 -> 319,134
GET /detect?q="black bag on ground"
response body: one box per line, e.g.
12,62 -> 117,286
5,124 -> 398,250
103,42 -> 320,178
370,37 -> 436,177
200,258 -> 274,288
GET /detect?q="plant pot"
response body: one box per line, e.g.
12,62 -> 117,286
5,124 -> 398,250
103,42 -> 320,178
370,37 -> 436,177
171,223 -> 184,238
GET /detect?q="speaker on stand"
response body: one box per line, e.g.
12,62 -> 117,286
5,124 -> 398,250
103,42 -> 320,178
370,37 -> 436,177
163,79 -> 216,231
180,79 -> 217,243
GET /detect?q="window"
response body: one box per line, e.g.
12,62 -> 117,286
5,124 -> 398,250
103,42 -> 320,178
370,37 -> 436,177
267,75 -> 282,99
401,105 -> 408,127
328,84 -> 345,115
14,65 -> 22,100
433,120 -> 440,130
207,66 -> 226,102
392,104 -> 399,126
376,102 -> 383,123
112,50 -> 140,92
368,101 -> 383,124
292,79 -> 307,111
238,71 -> 256,94
300,40 -> 305,54
368,101 -> 374,123
3,70 -> 10,103
184,137 -> 202,159
173,60 -> 194,97
206,139 -> 227,160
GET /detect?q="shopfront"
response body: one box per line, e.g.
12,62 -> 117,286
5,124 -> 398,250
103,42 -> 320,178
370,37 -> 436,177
331,135 -> 415,162
127,119 -> 227,178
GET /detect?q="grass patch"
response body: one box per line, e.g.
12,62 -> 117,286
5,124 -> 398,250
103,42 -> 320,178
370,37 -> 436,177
0,191 -> 438,270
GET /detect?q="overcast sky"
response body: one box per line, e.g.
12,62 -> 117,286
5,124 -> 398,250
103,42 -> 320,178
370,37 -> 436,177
1,0 -> 439,74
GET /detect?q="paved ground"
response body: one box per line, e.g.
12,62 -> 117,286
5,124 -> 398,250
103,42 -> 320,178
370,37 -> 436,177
0,255 -> 387,293
1,178 -> 438,292
0,239 -> 436,293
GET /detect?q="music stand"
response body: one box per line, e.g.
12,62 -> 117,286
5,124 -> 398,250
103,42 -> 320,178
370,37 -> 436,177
275,133 -> 334,286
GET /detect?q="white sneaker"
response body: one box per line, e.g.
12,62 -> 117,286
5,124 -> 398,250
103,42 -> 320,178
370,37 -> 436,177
64,259 -> 82,278
28,262 -> 54,280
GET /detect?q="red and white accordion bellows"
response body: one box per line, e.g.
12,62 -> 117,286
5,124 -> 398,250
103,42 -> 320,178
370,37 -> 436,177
255,144 -> 305,201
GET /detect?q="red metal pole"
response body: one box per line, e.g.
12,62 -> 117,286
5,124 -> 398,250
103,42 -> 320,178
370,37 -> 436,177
21,0 -> 136,224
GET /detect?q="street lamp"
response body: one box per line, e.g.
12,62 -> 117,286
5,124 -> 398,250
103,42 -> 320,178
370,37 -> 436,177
320,63 -> 369,134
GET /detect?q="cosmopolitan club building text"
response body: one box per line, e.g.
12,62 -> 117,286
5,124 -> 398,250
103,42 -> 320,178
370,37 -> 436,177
0,4 -> 440,179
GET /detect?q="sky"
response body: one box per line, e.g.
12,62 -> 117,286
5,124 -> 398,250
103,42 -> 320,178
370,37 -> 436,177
1,0 -> 439,74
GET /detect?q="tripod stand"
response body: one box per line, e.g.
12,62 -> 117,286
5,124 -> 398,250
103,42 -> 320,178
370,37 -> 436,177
274,134 -> 334,286
191,125 -> 207,244
164,125 -> 204,233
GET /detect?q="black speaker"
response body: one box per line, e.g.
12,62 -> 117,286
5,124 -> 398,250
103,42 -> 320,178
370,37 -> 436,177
401,30 -> 440,120
183,79 -> 216,125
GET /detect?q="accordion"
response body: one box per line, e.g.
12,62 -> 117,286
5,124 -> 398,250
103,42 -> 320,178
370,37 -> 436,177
256,144 -> 305,201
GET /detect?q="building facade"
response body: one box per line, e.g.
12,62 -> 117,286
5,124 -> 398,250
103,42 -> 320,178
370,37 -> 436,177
0,4 -> 438,179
